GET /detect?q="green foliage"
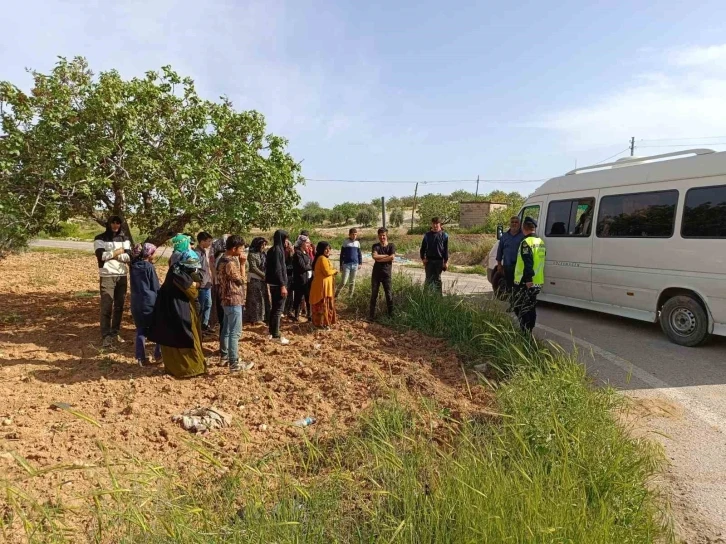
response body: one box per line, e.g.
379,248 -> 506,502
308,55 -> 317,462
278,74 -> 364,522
416,194 -> 460,225
0,56 -> 303,249
389,208 -> 404,227
300,202 -> 328,225
331,202 -> 359,225
355,205 -> 379,227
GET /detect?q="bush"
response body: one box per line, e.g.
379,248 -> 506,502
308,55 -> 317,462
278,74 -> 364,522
355,205 -> 379,227
416,194 -> 459,225
389,208 -> 404,227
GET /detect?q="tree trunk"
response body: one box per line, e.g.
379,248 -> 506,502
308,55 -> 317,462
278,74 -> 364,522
145,213 -> 192,247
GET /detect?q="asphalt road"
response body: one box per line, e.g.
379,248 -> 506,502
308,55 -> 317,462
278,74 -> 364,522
29,239 -> 726,539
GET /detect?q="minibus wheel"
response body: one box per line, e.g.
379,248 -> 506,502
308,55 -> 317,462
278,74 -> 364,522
659,295 -> 709,347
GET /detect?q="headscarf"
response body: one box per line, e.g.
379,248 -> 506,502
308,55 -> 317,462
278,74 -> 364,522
211,234 -> 230,259
249,237 -> 268,253
171,233 -> 191,253
295,234 -> 309,248
131,242 -> 157,262
176,248 -> 201,270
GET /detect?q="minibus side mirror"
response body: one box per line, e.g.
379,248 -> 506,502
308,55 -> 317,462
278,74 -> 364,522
496,224 -> 503,240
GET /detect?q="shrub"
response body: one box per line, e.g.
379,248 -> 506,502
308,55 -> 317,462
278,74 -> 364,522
389,208 -> 404,227
355,205 -> 379,227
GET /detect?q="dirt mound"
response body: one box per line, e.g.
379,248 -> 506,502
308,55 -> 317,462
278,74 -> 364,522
0,252 -> 490,501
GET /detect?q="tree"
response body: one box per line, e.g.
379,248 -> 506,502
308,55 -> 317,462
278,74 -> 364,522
356,205 -> 378,227
300,201 -> 328,225
0,57 -> 303,253
389,208 -> 404,227
416,194 -> 460,225
331,202 -> 359,224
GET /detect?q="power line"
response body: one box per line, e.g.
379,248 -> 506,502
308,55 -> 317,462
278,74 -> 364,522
639,135 -> 726,142
638,143 -> 726,148
305,178 -> 546,184
593,148 -> 630,165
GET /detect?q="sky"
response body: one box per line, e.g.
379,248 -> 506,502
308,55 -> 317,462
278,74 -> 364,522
3,0 -> 726,206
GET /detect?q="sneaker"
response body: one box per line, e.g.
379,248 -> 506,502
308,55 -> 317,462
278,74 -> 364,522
114,335 -> 125,344
102,337 -> 114,349
276,336 -> 290,345
219,357 -> 229,367
136,359 -> 145,367
230,361 -> 254,373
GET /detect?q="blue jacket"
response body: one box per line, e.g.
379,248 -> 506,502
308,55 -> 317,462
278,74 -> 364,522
130,260 -> 161,330
340,239 -> 363,266
496,230 -> 525,267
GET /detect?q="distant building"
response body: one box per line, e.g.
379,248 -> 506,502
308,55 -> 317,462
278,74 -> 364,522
459,201 -> 508,228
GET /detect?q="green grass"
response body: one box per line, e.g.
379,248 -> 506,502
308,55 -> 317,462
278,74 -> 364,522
1,282 -> 671,543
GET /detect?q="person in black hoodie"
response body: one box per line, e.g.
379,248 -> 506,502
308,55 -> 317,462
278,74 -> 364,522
265,230 -> 290,344
130,243 -> 162,366
291,235 -> 313,321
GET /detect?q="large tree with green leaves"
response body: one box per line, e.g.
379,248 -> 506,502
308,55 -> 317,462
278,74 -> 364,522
0,56 -> 303,254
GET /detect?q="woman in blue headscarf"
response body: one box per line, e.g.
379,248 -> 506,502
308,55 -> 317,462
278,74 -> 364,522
148,249 -> 207,378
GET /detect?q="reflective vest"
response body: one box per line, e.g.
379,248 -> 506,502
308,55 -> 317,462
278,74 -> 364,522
514,236 -> 546,286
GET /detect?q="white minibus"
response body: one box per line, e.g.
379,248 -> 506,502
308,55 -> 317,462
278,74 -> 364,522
519,148 -> 726,347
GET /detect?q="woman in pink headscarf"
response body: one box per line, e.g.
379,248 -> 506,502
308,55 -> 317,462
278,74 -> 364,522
130,243 -> 162,366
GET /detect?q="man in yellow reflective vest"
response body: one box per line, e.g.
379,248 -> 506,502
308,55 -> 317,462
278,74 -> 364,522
513,216 -> 546,332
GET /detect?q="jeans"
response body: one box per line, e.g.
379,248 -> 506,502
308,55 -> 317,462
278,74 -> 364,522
100,276 -> 127,339
198,287 -> 212,327
221,305 -> 243,363
269,286 -> 287,338
369,275 -> 393,320
135,327 -> 161,362
424,259 -> 444,295
336,263 -> 359,296
293,282 -> 311,319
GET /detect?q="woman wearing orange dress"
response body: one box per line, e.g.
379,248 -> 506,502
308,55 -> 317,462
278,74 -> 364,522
309,242 -> 338,329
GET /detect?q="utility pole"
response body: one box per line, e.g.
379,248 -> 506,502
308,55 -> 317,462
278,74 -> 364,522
630,136 -> 636,156
410,182 -> 419,231
475,175 -> 480,197
381,197 -> 386,230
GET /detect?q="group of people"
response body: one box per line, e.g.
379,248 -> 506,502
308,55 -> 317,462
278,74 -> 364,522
92,213 -> 543,379
495,215 -> 546,331
93,218 -> 399,378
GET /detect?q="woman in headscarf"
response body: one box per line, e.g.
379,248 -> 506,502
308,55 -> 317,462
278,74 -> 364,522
130,243 -> 162,366
245,237 -> 270,324
309,241 -> 338,329
148,249 -> 207,378
265,230 -> 290,344
291,235 -> 313,322
169,233 -> 192,267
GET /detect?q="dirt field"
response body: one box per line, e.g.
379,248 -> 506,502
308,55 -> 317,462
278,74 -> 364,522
0,251 -> 490,505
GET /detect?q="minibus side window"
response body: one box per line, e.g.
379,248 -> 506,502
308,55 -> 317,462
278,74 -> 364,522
682,185 -> 726,238
596,190 -> 678,238
545,198 -> 595,237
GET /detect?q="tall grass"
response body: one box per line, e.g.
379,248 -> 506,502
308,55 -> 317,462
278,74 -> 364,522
1,283 -> 671,543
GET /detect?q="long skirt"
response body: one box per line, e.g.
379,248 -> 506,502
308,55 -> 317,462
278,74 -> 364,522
245,278 -> 270,323
311,296 -> 337,327
162,309 -> 206,378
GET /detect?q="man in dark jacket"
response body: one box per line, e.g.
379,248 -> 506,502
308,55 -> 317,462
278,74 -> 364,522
420,217 -> 449,295
265,230 -> 290,345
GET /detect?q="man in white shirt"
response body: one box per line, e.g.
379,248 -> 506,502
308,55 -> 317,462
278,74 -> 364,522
93,216 -> 132,348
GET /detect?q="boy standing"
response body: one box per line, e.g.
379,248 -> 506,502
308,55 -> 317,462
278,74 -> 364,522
369,228 -> 396,321
420,217 -> 449,295
195,232 -> 214,333
336,228 -> 363,296
216,236 -> 253,372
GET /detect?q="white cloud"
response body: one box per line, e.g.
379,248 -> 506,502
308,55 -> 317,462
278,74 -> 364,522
669,44 -> 726,67
535,44 -> 726,149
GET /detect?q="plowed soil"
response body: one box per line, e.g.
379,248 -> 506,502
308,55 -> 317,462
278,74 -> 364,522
0,251 -> 490,503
